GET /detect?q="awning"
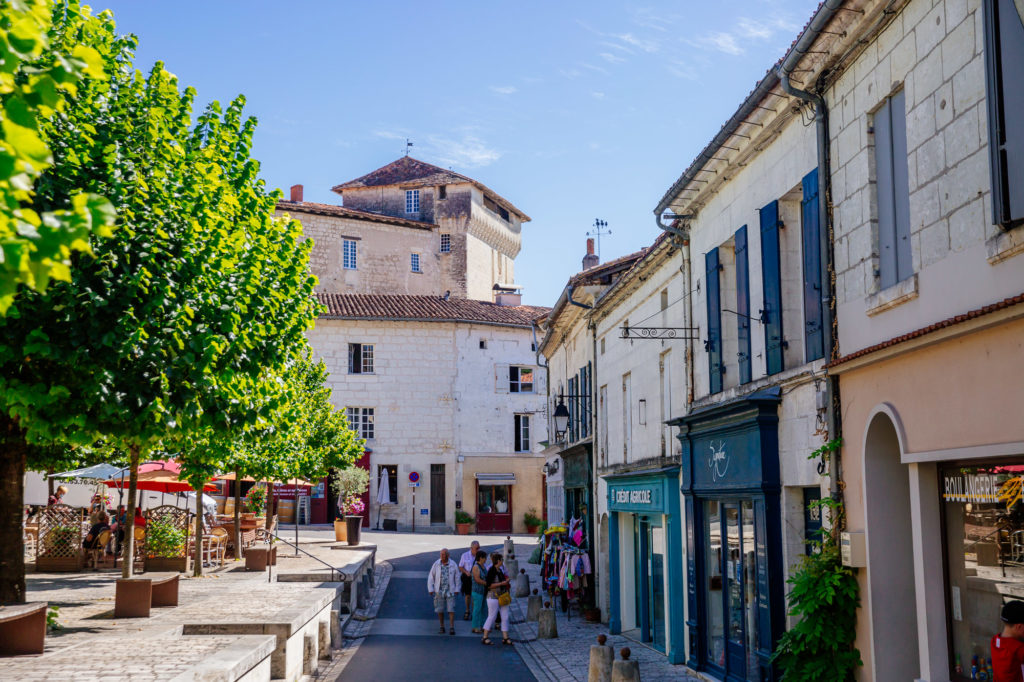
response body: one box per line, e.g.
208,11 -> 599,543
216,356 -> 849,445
474,473 -> 517,484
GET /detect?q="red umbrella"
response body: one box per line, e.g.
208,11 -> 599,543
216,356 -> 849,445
105,468 -> 217,493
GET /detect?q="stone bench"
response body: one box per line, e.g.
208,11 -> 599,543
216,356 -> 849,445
0,602 -> 46,656
114,573 -> 179,618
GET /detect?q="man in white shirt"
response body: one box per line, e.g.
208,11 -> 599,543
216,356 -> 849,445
427,548 -> 461,635
457,541 -> 481,620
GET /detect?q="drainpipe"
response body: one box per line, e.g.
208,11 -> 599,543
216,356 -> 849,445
776,0 -> 844,501
566,285 -> 593,310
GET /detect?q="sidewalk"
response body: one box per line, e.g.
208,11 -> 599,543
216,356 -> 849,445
507,543 -> 704,682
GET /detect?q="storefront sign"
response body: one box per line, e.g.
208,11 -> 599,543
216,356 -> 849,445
614,488 -> 652,505
942,472 -> 1003,504
606,469 -> 677,514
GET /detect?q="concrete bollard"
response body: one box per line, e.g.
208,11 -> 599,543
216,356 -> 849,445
538,602 -> 558,639
588,635 -> 614,682
330,609 -> 342,650
611,648 -> 640,682
319,618 -> 331,659
503,536 -> 514,558
514,569 -> 530,597
505,558 -> 519,577
526,591 -> 542,621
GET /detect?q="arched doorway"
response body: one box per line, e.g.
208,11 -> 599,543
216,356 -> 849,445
863,409 -> 919,680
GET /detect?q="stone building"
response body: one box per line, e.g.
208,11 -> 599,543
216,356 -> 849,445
310,294 -> 549,533
282,156 -> 546,533
278,156 -> 528,302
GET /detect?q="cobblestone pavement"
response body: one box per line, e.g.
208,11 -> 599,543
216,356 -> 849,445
506,544 -> 705,682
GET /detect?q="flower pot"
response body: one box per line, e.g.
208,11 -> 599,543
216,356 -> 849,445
345,515 -> 362,546
456,523 -> 471,535
584,607 -> 601,623
333,519 -> 348,542
525,525 -> 538,534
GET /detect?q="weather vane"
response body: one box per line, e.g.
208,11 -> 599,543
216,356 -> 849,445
405,139 -> 413,157
587,219 -> 611,259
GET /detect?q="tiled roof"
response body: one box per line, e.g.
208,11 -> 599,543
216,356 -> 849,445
330,156 -> 531,222
317,293 -> 550,328
569,248 -> 650,287
276,200 -> 436,230
828,293 -> 1024,367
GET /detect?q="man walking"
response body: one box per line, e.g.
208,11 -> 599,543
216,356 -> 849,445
428,548 -> 460,635
458,541 -> 481,620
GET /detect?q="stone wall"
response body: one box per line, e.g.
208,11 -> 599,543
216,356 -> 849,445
277,208 -> 441,296
828,0 -> 1024,353
308,318 -> 545,531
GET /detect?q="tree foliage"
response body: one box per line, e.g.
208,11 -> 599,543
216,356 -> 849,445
0,0 -> 115,313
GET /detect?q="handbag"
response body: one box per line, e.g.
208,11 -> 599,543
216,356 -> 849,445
498,590 -> 511,607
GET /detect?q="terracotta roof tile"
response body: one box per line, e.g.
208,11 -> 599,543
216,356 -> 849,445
829,292 -> 1024,367
317,293 -> 550,328
276,200 -> 436,230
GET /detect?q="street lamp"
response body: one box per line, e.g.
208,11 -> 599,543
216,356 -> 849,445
553,400 -> 570,442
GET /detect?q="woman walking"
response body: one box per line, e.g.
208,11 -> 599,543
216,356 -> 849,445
482,552 -> 512,646
470,549 -> 488,633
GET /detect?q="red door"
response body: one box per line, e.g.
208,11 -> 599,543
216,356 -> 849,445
476,483 -> 512,533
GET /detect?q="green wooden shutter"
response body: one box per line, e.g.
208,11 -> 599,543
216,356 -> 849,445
735,226 -> 752,383
801,169 -> 824,362
760,200 -> 784,375
705,248 -> 723,394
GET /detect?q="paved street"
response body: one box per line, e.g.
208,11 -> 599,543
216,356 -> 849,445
336,536 -> 536,681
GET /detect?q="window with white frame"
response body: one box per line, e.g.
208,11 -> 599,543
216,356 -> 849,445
346,407 -> 374,440
514,414 -> 530,452
411,253 -> 421,273
405,189 -> 420,213
347,343 -> 374,374
440,234 -> 451,253
509,366 -> 534,393
342,239 -> 357,270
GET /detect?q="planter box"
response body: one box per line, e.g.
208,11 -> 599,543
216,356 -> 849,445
345,516 -> 362,546
36,555 -> 82,572
456,523 -> 471,535
145,556 -> 189,573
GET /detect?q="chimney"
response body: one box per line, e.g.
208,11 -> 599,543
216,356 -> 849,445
290,184 -> 303,202
582,237 -> 599,270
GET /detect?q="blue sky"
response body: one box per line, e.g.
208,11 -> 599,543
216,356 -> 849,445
97,1 -> 819,306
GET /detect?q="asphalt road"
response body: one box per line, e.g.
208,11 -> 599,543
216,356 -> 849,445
338,541 -> 537,681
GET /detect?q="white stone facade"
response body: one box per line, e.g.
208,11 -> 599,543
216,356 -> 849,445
309,318 -> 547,533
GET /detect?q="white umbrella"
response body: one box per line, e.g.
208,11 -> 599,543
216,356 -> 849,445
375,468 -> 391,529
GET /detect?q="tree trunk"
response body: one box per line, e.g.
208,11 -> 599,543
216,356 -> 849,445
233,472 -> 241,559
193,483 -> 203,577
265,479 -> 273,531
0,415 -> 28,604
47,468 -> 54,499
121,444 -> 141,579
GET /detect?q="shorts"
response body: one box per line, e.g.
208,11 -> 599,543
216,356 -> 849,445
461,574 -> 472,595
433,593 -> 456,614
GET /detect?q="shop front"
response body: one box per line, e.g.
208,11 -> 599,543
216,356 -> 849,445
605,466 -> 685,664
673,388 -> 785,681
475,472 -> 514,533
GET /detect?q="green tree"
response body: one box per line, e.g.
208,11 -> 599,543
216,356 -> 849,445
0,0 -> 115,313
0,26 -> 318,598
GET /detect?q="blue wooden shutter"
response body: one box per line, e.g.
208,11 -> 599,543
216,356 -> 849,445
760,200 -> 784,375
735,226 -> 752,384
801,169 -> 824,362
984,0 -> 1024,227
890,90 -> 913,282
875,97 -> 897,289
705,248 -> 723,393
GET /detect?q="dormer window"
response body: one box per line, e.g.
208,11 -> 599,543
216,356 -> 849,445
405,189 -> 420,213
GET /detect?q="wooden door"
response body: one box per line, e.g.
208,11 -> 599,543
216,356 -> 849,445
430,464 -> 445,524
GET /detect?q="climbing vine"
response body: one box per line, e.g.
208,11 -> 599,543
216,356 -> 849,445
772,443 -> 861,681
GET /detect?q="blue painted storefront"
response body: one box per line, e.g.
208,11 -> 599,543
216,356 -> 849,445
672,387 -> 784,682
605,466 -> 686,664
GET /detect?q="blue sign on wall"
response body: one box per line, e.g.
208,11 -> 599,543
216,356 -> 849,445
606,467 -> 678,514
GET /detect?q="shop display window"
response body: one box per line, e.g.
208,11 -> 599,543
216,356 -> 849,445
706,500 -> 725,666
943,462 -> 1024,680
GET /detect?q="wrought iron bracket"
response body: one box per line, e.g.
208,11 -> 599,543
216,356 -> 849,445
620,325 -> 699,340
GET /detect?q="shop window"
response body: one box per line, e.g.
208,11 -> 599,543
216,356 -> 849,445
942,463 -> 1024,680
478,485 -> 509,514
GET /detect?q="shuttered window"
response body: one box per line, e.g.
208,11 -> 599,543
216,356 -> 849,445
705,248 -> 723,394
801,169 -> 825,362
760,200 -> 784,376
874,91 -> 913,289
734,227 -> 752,384
983,0 -> 1024,228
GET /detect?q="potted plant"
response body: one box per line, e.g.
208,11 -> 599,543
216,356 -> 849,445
341,495 -> 366,546
331,467 -> 369,543
243,483 -> 266,521
144,517 -> 188,572
455,509 -> 473,535
523,509 -> 542,534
